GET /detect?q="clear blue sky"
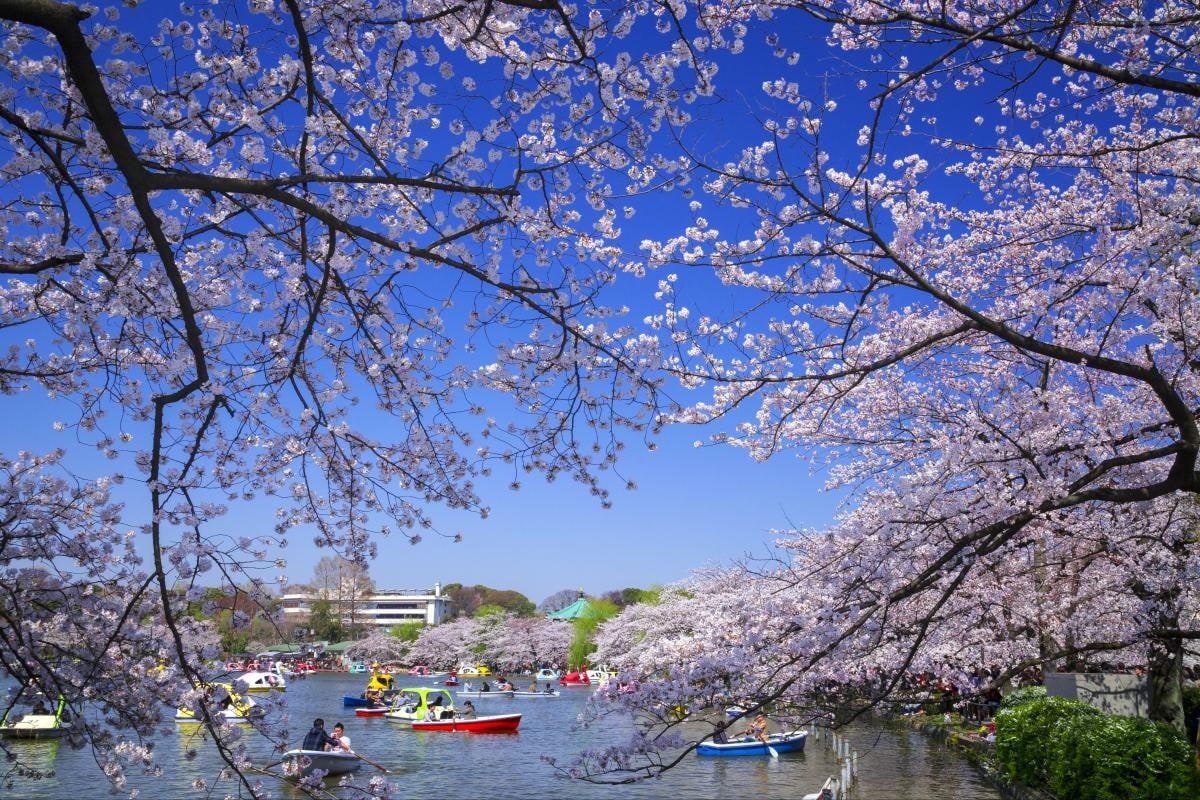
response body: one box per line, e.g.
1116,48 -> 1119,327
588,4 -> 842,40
339,426 -> 841,605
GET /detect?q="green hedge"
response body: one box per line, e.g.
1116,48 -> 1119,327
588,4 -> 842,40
999,685 -> 1046,710
996,697 -> 1198,800
995,696 -> 1099,786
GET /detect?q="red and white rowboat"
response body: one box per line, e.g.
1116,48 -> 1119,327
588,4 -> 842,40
411,712 -> 521,732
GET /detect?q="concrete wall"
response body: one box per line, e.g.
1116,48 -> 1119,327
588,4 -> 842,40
1044,672 -> 1149,718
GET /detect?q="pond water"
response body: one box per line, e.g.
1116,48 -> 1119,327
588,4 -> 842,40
6,672 -> 1002,799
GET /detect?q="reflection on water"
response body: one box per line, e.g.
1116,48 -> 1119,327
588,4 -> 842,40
5,673 -> 1002,799
1,737 -> 59,786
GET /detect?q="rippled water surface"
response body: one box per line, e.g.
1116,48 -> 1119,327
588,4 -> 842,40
8,672 -> 1002,799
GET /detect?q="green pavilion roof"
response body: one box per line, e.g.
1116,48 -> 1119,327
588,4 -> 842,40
546,596 -> 594,620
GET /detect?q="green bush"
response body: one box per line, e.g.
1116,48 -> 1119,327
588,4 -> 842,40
1048,714 -> 1197,800
996,697 -> 1199,800
995,696 -> 1098,786
999,685 -> 1047,710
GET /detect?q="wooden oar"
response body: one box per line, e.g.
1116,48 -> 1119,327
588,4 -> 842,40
354,752 -> 390,773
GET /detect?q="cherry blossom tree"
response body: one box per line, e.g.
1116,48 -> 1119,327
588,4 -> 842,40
0,0 -> 686,792
570,0 -> 1200,779
5,0 -> 1200,792
403,612 -> 571,675
404,616 -> 474,671
344,628 -> 408,665
487,615 -> 573,673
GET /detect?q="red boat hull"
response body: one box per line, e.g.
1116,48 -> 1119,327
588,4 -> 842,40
558,672 -> 590,685
354,707 -> 388,717
411,713 -> 521,732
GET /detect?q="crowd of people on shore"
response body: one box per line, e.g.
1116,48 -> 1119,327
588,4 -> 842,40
890,660 -> 1200,725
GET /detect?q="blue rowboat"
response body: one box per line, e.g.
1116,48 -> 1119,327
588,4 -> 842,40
696,729 -> 807,757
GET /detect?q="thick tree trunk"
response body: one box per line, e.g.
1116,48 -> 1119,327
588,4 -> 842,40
1146,615 -> 1185,734
1130,521 -> 1193,735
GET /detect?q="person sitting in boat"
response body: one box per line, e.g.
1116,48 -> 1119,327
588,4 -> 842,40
31,699 -> 49,715
528,679 -> 538,693
326,722 -> 352,752
741,713 -> 769,743
480,680 -> 491,692
501,678 -> 515,691
426,694 -> 445,720
302,718 -> 340,751
464,680 -> 474,692
460,700 -> 476,718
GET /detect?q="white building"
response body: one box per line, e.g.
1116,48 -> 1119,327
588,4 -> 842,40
280,582 -> 451,628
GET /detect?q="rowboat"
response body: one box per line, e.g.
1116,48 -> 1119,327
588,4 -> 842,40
0,690 -> 70,739
455,689 -> 514,700
510,690 -> 561,698
282,749 -> 363,777
696,729 -> 808,756
411,712 -> 521,733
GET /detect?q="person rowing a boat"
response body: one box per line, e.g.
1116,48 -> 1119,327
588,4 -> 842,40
741,713 -> 769,743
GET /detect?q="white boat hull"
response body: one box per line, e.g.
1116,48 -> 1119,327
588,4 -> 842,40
282,749 -> 362,776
